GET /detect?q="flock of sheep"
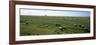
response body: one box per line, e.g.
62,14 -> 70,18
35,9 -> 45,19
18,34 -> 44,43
55,23 -> 90,32
22,19 -> 90,33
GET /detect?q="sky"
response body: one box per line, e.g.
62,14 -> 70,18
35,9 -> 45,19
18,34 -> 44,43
20,8 -> 90,17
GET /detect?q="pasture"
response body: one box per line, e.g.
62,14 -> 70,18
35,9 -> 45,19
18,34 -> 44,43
20,15 -> 90,36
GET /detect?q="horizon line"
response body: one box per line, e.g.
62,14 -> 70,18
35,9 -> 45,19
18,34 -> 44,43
20,15 -> 90,17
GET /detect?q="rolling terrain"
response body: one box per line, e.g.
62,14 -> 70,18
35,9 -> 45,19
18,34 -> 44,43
20,15 -> 90,36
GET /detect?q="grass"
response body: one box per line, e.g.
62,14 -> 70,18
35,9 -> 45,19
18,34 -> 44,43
20,15 -> 90,36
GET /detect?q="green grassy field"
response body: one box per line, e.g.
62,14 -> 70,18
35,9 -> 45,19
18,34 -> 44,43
20,15 -> 90,36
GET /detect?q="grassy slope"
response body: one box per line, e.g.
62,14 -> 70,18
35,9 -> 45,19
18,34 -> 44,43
20,15 -> 90,36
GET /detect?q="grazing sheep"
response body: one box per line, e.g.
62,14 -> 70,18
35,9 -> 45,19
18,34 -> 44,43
44,25 -> 49,27
58,26 -> 66,31
74,24 -> 83,27
84,27 -> 90,32
74,24 -> 77,26
80,25 -> 85,28
84,27 -> 88,30
83,26 -> 90,32
58,27 -> 63,29
75,24 -> 85,28
74,24 -> 90,33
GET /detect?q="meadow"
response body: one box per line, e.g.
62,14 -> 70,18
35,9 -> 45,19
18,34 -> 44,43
20,15 -> 90,36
